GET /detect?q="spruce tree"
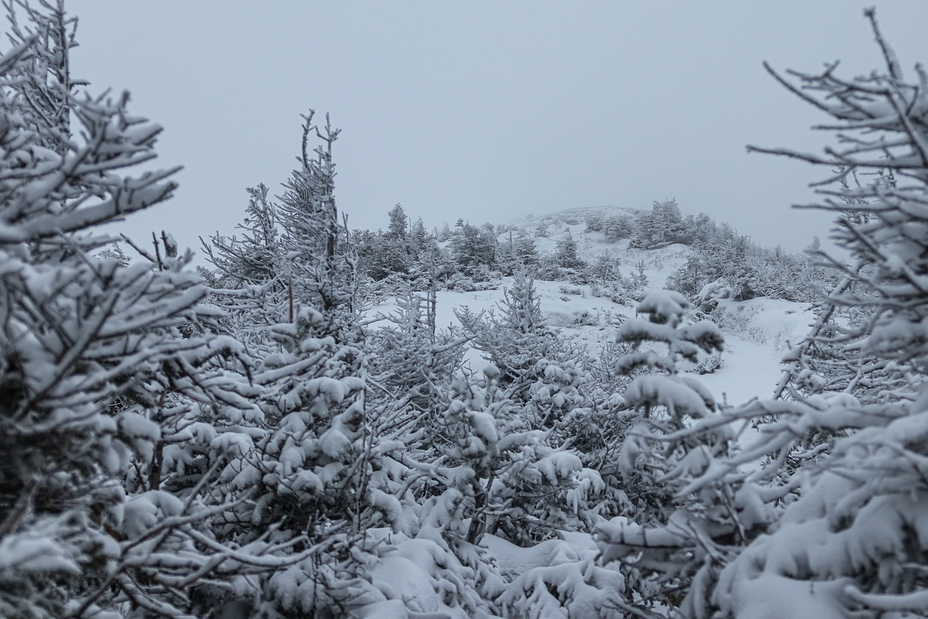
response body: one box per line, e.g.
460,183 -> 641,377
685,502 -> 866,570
595,290 -> 730,615
278,111 -> 358,338
0,4 -> 265,616
650,12 -> 928,618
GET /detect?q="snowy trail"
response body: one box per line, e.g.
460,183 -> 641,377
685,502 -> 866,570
699,334 -> 786,408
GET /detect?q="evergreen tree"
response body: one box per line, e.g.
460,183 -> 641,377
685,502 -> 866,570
205,184 -> 280,289
408,216 -> 431,262
632,199 -> 685,248
654,12 -> 928,618
555,230 -> 583,270
450,219 -> 497,278
0,5 -> 266,616
201,183 -> 286,340
278,110 -> 358,337
603,214 -> 634,242
596,290 -> 730,616
514,229 -> 539,266
370,204 -> 415,278
3,0 -> 79,152
457,269 -> 551,393
369,282 -> 465,411
206,303 -> 388,617
386,202 -> 408,239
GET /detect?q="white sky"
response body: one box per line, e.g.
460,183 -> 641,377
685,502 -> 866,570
63,1 -> 928,257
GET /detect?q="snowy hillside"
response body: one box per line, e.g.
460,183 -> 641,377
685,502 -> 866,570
370,211 -> 818,408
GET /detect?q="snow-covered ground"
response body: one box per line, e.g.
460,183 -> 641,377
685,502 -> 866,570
699,297 -> 816,406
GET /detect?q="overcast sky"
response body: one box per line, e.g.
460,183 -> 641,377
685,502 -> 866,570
64,1 -> 928,258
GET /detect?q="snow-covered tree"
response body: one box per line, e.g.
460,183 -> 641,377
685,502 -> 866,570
355,204 -> 417,281
0,5 -> 271,616
457,269 -> 547,390
457,269 -> 591,419
632,199 -> 686,249
614,291 -> 725,505
368,282 -> 465,412
496,534 -> 626,619
201,183 -> 287,342
386,202 -> 408,239
421,365 -> 598,548
278,110 -> 359,338
514,229 -> 538,266
555,230 -> 583,270
199,302 -> 392,617
603,214 -> 634,243
450,219 -> 497,278
204,184 -> 280,290
3,0 -> 79,152
595,290 -> 730,614
665,11 -> 928,618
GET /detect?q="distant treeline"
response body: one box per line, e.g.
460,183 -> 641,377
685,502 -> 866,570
351,200 -> 839,305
